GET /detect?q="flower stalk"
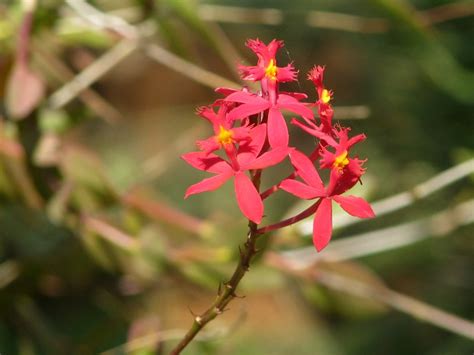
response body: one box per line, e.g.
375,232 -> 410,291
256,199 -> 322,235
170,173 -> 262,355
178,38 -> 375,352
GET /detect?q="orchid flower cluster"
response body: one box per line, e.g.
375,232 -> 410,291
182,39 -> 374,251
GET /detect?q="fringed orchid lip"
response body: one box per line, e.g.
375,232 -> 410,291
216,125 -> 234,146
333,150 -> 349,172
265,59 -> 278,81
320,89 -> 332,104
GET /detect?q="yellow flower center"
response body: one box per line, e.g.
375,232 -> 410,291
333,150 -> 349,171
265,59 -> 278,80
320,89 -> 331,104
216,125 -> 234,145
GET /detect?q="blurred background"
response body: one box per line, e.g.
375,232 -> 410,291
0,0 -> 473,354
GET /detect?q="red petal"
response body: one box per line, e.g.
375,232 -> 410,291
244,147 -> 289,170
276,64 -> 297,82
347,133 -> 366,149
266,39 -> 284,58
237,124 -> 267,166
226,102 -> 270,121
289,150 -> 324,190
319,148 -> 337,169
279,179 -> 323,199
225,91 -> 267,105
239,65 -> 265,81
185,173 -> 232,198
276,94 -> 300,105
196,137 -> 220,155
308,65 -> 325,88
268,107 -> 289,148
234,172 -> 263,224
196,106 -> 218,124
291,118 -> 337,146
313,198 -> 333,252
332,195 -> 375,218
215,87 -> 239,96
280,91 -> 308,100
327,164 -> 361,196
181,152 -> 230,173
277,94 -> 314,119
246,38 -> 277,60
231,126 -> 251,143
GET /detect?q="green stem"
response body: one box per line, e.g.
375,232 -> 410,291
169,172 -> 262,355
169,222 -> 259,354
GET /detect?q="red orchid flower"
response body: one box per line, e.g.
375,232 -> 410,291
279,150 -> 374,251
223,38 -> 314,148
182,124 -> 290,224
238,39 -> 297,83
195,104 -> 251,155
225,90 -> 314,148
290,122 -> 367,194
307,65 -> 334,132
184,38 -> 374,254
317,126 -> 367,194
319,127 -> 366,170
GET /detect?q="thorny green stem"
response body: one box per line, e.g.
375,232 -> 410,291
169,171 -> 262,355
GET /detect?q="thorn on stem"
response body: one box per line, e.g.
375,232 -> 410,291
188,307 -> 197,317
